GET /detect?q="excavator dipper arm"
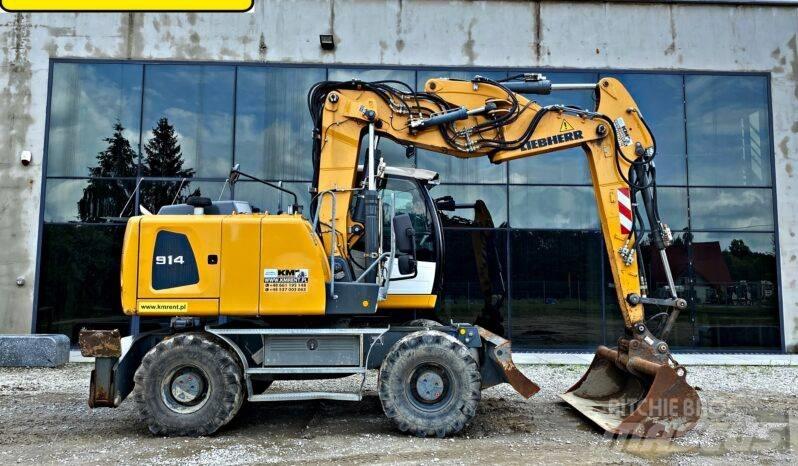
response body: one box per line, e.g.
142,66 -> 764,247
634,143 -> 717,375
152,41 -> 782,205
309,75 -> 700,438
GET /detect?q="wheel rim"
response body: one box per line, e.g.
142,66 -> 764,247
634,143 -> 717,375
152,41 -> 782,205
160,366 -> 210,414
407,363 -> 453,411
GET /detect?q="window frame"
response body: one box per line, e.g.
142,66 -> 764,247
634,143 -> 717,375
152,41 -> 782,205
34,58 -> 780,352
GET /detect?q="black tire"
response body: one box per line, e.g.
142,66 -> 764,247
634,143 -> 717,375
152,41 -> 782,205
378,330 -> 481,438
133,333 -> 244,436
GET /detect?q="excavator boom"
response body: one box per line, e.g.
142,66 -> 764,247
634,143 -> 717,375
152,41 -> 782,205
309,74 -> 700,438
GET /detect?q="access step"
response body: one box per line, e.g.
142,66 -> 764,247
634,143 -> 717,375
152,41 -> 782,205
246,367 -> 366,375
247,391 -> 362,402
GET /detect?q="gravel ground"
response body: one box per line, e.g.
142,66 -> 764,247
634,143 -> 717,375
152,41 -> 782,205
0,363 -> 797,465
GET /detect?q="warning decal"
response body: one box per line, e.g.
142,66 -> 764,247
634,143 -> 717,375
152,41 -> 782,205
559,120 -> 575,132
264,268 -> 309,293
614,117 -> 632,147
618,187 -> 633,235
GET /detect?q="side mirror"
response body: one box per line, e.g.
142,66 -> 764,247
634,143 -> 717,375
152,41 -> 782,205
397,254 -> 417,276
392,213 -> 415,255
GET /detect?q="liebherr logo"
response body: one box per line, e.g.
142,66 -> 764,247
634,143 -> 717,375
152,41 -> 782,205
521,130 -> 583,151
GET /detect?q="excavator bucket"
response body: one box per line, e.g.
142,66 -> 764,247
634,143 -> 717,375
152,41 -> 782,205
560,346 -> 701,438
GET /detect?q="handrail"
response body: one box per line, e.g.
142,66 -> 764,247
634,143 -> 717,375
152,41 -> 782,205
313,190 -> 338,298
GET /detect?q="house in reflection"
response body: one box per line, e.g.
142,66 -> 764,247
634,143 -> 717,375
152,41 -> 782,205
647,238 -> 775,308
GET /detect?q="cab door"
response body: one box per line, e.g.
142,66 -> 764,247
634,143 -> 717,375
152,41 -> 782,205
381,177 -> 440,296
137,216 -> 222,301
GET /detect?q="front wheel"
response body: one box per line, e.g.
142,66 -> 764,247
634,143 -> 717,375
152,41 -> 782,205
378,330 -> 481,437
133,333 -> 244,436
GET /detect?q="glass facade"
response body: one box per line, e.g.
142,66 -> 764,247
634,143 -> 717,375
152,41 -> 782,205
38,61 -> 780,350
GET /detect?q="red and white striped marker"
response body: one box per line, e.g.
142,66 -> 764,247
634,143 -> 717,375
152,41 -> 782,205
618,187 -> 633,235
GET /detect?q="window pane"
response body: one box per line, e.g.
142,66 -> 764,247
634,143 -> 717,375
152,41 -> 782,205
604,73 -> 687,185
690,232 -> 779,349
47,62 -> 142,177
36,225 -> 130,342
640,187 -> 689,232
689,187 -> 773,231
509,186 -> 597,229
382,178 -> 436,262
328,68 -> 415,87
138,180 -> 230,214
235,66 -> 326,180
437,229 -> 509,336
233,181 -> 311,216
686,75 -> 772,186
417,152 -> 505,184
432,184 -> 507,228
604,232 -> 695,348
510,230 -> 603,349
416,70 -> 507,183
45,178 -> 137,223
509,72 -> 597,184
142,65 -> 234,178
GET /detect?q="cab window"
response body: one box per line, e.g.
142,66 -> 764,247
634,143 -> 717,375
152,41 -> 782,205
382,178 -> 436,262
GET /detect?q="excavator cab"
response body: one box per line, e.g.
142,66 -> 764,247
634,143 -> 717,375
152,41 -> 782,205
349,165 -> 444,303
352,162 -> 508,337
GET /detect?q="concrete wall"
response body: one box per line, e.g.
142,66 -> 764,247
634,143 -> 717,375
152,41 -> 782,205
0,1 -> 796,349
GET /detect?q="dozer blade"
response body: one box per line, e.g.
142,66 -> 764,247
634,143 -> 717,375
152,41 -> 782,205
478,326 -> 540,398
560,346 -> 701,438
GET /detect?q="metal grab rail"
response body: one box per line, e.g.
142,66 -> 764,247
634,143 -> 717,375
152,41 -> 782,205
312,190 -> 338,299
313,189 -> 399,301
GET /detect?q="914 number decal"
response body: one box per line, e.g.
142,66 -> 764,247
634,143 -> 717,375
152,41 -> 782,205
155,255 -> 185,265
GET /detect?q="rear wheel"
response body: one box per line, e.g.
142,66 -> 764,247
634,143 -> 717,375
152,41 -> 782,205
133,333 -> 244,436
378,330 -> 481,437
405,319 -> 442,328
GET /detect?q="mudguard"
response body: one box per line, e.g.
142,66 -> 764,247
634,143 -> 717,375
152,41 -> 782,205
79,329 -> 163,408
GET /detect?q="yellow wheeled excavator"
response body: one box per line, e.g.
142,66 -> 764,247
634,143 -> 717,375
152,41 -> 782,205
79,74 -> 700,439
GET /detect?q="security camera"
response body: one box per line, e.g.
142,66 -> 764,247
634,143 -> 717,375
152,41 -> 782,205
20,150 -> 32,166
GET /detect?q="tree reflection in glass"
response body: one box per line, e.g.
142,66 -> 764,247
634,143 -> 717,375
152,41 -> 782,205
78,118 -> 202,222
139,117 -> 201,211
78,122 -> 137,222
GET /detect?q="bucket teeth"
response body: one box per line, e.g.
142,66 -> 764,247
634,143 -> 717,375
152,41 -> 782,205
560,346 -> 701,438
